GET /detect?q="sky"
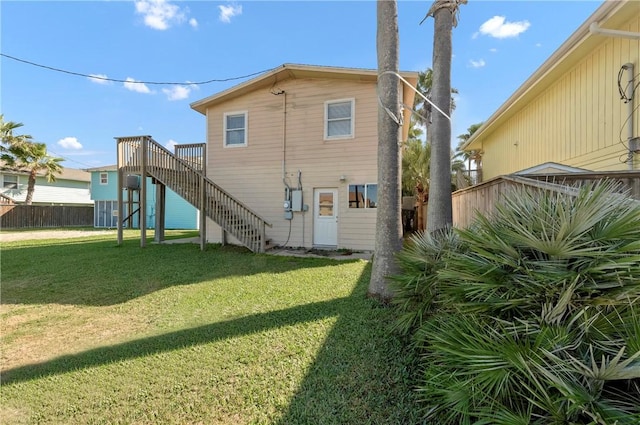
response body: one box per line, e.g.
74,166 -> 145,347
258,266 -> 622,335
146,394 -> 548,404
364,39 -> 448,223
0,0 -> 604,170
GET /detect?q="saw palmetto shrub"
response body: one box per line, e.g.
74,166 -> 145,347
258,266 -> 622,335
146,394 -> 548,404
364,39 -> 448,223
391,182 -> 640,424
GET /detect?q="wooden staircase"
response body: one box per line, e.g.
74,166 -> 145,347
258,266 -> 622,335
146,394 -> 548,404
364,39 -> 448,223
116,135 -> 271,253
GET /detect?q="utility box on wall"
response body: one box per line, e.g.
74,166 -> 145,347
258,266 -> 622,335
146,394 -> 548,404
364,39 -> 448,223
126,175 -> 140,190
291,189 -> 303,212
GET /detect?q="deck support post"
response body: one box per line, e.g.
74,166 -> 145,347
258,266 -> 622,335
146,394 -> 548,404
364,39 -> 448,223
117,138 -> 124,245
140,136 -> 147,247
155,182 -> 166,243
199,173 -> 206,251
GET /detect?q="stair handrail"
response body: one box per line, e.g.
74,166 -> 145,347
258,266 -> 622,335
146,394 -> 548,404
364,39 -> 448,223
116,136 -> 271,252
118,136 -> 271,227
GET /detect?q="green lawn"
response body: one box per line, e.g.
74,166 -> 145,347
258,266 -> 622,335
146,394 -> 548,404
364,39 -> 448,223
0,232 -> 420,424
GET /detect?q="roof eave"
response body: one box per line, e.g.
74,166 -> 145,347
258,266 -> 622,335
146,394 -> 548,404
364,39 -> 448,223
190,63 -> 418,115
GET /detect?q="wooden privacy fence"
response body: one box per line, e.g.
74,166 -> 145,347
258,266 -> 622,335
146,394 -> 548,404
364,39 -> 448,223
0,205 -> 94,229
452,171 -> 640,229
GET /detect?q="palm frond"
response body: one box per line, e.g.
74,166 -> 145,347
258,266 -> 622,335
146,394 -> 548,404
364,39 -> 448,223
390,180 -> 640,423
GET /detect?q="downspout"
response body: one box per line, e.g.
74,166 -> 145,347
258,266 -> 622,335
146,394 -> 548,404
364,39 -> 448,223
622,63 -> 635,170
589,23 -> 640,170
284,92 -> 290,190
279,90 -> 290,192
298,169 -> 304,246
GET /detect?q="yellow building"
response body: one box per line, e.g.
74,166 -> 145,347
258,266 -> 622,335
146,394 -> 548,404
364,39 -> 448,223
464,0 -> 640,180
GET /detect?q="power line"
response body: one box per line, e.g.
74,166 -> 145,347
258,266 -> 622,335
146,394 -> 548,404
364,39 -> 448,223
47,149 -> 98,169
0,53 -> 279,85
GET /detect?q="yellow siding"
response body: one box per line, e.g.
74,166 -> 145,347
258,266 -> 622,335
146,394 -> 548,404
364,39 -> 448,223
479,13 -> 640,179
203,77 -> 388,251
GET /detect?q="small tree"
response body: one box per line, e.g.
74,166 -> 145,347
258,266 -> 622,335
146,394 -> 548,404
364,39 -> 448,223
1,115 -> 63,205
1,114 -> 33,151
454,122 -> 483,184
401,123 -> 430,197
413,68 -> 457,146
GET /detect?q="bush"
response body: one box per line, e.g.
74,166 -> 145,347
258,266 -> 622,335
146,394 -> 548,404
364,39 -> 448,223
391,182 -> 640,424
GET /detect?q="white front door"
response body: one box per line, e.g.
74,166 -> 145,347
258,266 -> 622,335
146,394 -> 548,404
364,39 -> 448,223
313,188 -> 338,246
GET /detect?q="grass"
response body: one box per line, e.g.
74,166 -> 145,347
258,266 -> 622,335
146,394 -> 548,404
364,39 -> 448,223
0,232 -> 421,424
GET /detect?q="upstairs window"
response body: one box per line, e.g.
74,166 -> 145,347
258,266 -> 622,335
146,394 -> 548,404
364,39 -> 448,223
3,175 -> 18,189
325,99 -> 354,140
348,183 -> 377,208
100,173 -> 108,185
224,111 -> 248,147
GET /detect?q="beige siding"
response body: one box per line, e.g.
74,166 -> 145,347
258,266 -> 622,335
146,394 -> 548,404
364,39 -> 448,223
203,77 -> 387,251
479,13 -> 640,179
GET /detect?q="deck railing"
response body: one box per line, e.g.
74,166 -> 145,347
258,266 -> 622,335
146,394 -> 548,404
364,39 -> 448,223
116,136 -> 270,252
174,143 -> 206,172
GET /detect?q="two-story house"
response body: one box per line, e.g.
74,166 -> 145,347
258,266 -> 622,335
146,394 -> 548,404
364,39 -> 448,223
189,64 -> 417,251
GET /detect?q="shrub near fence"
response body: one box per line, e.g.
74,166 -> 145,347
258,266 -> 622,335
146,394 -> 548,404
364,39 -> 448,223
0,205 -> 94,229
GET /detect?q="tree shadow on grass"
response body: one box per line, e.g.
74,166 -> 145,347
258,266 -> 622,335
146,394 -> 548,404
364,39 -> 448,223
275,263 -> 423,425
0,296 -> 350,385
2,262 -> 421,423
1,238 -> 356,306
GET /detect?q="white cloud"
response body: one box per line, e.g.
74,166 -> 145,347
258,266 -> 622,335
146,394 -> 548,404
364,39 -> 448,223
489,48 -> 498,53
219,3 -> 242,23
469,59 -> 486,69
478,16 -> 530,39
134,0 -> 188,30
162,83 -> 198,101
166,139 -> 178,151
535,43 -> 542,48
57,137 -> 83,150
88,74 -> 111,85
189,18 -> 198,28
124,77 -> 153,94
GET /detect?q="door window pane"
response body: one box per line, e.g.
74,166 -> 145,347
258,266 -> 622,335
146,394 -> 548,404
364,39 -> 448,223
318,192 -> 334,216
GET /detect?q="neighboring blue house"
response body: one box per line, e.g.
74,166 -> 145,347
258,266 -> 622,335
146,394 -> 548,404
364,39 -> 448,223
87,165 -> 198,229
0,166 -> 92,205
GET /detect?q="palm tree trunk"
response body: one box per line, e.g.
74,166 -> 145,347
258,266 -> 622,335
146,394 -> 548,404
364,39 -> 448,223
368,0 -> 402,303
427,2 -> 453,233
25,169 -> 36,205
